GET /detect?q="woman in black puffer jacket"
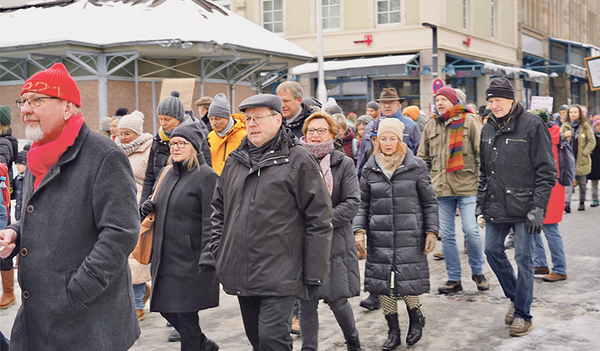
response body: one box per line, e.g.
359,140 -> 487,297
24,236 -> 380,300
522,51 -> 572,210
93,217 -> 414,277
353,118 -> 438,350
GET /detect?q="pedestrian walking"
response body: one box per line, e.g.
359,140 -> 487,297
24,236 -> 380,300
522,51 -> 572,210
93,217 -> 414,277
589,118 -> 600,207
560,105 -> 596,211
299,112 -> 362,351
478,77 -> 556,337
417,86 -> 488,294
528,109 -> 568,282
276,81 -> 316,138
140,120 -> 220,351
353,118 -> 438,349
0,62 -> 140,350
206,93 -> 246,175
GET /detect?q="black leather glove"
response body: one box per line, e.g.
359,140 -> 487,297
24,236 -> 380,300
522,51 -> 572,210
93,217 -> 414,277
525,206 -> 544,234
140,199 -> 154,218
475,202 -> 482,218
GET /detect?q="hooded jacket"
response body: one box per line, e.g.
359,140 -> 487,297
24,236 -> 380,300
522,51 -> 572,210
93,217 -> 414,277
206,113 -> 247,175
210,127 -> 333,296
353,150 -> 438,297
478,103 -> 556,223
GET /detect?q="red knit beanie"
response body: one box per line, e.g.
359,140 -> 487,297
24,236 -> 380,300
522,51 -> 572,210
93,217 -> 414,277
435,87 -> 458,105
21,63 -> 81,107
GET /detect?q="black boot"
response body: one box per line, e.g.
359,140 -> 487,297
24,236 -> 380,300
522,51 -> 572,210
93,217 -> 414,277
578,202 -> 585,211
382,313 -> 400,351
346,335 -> 362,351
406,306 -> 426,346
565,202 -> 571,213
199,337 -> 219,351
359,293 -> 380,311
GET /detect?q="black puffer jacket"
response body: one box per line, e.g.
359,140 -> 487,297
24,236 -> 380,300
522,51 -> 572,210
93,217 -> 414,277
353,150 -> 438,297
148,158 -> 219,313
302,150 -> 360,302
210,127 -> 333,297
141,131 -> 212,202
478,103 -> 556,223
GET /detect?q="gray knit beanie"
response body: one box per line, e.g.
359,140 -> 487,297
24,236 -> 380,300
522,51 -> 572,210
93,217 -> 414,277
366,101 -> 380,110
157,91 -> 185,121
171,120 -> 205,154
208,93 -> 231,119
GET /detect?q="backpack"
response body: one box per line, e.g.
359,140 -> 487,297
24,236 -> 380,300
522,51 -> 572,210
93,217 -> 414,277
0,163 -> 10,224
557,139 -> 576,187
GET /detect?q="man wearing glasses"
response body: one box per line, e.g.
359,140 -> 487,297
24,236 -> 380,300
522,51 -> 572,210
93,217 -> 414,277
0,63 -> 141,349
210,94 -> 333,351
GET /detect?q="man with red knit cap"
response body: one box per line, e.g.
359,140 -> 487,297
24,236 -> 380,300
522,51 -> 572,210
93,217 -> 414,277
418,86 -> 488,296
0,63 -> 141,350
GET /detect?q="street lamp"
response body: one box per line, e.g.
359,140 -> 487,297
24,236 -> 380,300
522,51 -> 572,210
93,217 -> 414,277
422,22 -> 438,78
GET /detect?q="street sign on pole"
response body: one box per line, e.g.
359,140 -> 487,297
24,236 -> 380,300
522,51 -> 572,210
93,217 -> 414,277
432,78 -> 444,94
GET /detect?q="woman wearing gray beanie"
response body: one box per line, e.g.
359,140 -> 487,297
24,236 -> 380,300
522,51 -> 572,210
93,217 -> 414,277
139,120 -> 220,351
140,91 -> 212,204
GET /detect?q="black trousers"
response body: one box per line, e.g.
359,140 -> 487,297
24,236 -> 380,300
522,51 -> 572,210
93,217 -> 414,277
161,311 -> 205,351
238,295 -> 296,351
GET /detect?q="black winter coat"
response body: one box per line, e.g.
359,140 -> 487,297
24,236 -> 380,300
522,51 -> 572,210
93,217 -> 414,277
7,123 -> 140,351
141,132 -> 212,202
0,129 -> 18,181
353,150 -> 438,297
589,131 -> 600,180
148,158 -> 219,313
211,127 -> 333,297
478,103 -> 556,223
302,150 -> 360,302
286,102 -> 314,138
12,173 -> 23,221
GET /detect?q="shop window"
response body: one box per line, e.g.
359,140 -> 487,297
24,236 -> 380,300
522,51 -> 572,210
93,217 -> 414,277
262,0 -> 283,34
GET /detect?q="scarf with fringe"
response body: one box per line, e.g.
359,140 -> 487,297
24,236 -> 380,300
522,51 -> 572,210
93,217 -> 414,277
117,133 -> 153,156
432,104 -> 469,172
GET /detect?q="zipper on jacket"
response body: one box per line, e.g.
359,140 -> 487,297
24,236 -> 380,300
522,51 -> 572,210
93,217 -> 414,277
505,138 -> 527,144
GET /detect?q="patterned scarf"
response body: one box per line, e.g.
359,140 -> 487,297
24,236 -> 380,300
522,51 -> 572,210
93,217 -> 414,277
28,113 -> 85,191
432,104 -> 469,173
117,133 -> 153,156
300,137 -> 334,195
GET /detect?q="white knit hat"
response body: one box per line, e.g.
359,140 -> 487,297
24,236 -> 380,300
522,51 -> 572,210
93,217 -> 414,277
118,110 -> 144,136
377,118 -> 405,139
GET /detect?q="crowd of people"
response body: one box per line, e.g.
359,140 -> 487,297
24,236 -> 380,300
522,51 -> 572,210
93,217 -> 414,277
0,63 -> 599,351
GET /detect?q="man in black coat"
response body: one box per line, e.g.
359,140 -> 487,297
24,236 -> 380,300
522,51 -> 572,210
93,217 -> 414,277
478,78 -> 556,338
210,94 -> 333,351
276,81 -> 315,138
0,63 -> 140,350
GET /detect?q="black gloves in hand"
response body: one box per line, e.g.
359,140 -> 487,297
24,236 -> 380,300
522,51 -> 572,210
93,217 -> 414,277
526,206 -> 545,234
140,199 -> 154,218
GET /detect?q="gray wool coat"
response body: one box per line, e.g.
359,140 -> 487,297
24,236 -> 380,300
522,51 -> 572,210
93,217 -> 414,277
7,123 -> 141,351
301,150 -> 360,302
353,150 -> 438,297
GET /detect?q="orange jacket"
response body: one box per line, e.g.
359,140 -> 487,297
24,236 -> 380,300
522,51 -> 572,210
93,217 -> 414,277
207,113 -> 247,175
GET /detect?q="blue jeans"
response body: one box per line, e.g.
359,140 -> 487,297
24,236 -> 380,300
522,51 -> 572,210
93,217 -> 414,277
533,224 -> 567,275
485,222 -> 534,321
438,196 -> 485,281
132,283 -> 147,310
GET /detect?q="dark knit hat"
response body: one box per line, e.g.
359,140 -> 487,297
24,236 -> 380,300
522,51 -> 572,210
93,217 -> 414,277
370,118 -> 383,138
530,108 -> 550,124
436,87 -> 458,105
16,149 -> 28,165
558,104 -> 569,112
114,107 -> 129,117
238,94 -> 282,115
328,105 -> 342,115
366,101 -> 380,110
21,63 -> 81,107
171,120 -> 205,154
485,77 -> 515,101
208,93 -> 231,119
157,91 -> 186,121
0,105 -> 11,126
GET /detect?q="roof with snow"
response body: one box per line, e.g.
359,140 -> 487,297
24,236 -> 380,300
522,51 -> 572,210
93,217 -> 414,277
0,0 -> 312,62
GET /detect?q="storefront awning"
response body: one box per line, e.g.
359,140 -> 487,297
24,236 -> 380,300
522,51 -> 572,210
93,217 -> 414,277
476,60 -> 548,83
291,54 -> 418,78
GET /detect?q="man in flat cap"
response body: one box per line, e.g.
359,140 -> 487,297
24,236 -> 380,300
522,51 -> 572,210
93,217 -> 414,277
478,77 -> 556,337
210,94 -> 333,351
0,63 -> 140,350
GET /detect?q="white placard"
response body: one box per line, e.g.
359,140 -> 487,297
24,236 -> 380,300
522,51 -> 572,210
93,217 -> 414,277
530,96 -> 554,112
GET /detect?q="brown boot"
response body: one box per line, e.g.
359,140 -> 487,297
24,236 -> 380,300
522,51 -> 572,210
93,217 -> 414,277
0,269 -> 15,309
136,309 -> 145,321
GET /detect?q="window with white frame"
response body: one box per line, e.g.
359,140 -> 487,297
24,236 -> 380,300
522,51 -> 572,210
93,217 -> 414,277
323,0 -> 340,30
462,0 -> 468,30
491,0 -> 496,38
262,0 -> 283,33
377,0 -> 401,25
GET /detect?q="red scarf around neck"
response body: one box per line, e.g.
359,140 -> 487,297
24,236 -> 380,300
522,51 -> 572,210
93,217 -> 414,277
28,113 -> 85,190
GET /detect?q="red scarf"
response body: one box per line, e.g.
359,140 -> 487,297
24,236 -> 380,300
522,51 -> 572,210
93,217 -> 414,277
28,113 -> 85,191
432,104 -> 469,173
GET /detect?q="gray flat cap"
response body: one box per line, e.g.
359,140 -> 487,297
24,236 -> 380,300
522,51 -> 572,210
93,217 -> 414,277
238,94 -> 282,115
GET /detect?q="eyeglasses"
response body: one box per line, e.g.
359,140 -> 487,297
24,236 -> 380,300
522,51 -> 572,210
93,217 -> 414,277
15,96 -> 60,109
169,140 -> 191,149
245,113 -> 275,124
306,128 -> 328,135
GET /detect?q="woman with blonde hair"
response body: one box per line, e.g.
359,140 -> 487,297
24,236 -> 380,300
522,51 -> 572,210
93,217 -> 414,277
353,118 -> 438,349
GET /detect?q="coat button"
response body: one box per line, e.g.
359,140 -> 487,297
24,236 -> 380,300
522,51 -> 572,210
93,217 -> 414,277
26,205 -> 34,213
20,248 -> 28,256
23,291 -> 29,299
